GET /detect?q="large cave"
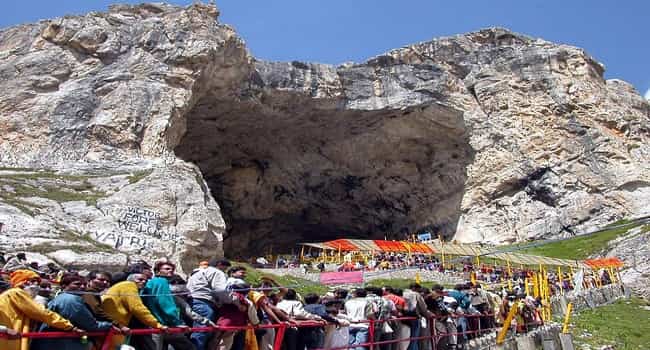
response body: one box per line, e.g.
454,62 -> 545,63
175,68 -> 473,257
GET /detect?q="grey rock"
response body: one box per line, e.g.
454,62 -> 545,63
0,4 -> 648,284
602,224 -> 650,299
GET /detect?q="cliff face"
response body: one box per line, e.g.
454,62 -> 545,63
0,3 -> 648,268
388,30 -> 650,243
0,3 -> 242,270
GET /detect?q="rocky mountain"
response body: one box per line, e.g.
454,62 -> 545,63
604,223 -> 650,299
0,3 -> 648,272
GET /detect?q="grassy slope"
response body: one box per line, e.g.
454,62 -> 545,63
519,222 -> 647,260
510,220 -> 649,348
240,264 -> 329,295
572,297 -> 650,350
364,278 -> 417,290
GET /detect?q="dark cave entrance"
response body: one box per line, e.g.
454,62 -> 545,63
174,91 -> 473,257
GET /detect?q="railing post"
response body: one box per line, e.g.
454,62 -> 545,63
100,328 -> 116,350
273,323 -> 287,350
497,304 -> 518,345
430,317 -> 436,350
368,319 -> 375,350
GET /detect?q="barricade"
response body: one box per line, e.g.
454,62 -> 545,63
0,312 -> 549,350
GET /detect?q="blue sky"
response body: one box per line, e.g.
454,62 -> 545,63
2,1 -> 649,98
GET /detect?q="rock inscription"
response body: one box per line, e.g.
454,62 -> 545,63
94,206 -> 184,251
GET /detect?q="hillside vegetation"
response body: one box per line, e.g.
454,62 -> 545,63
518,221 -> 648,259
572,297 -> 650,350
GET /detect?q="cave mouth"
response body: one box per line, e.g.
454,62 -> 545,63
174,90 -> 473,257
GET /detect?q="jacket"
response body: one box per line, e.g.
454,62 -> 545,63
186,266 -> 230,304
32,292 -> 113,350
448,290 -> 472,310
403,289 -> 431,318
0,288 -> 74,350
142,277 -> 183,326
304,303 -> 339,324
80,293 -> 111,321
101,281 -> 162,328
101,281 -> 163,350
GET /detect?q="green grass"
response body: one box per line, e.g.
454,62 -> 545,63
0,166 -> 34,171
363,278 -> 455,290
606,218 -> 635,227
27,229 -> 115,255
0,195 -> 43,216
127,169 -> 153,184
240,268 -> 454,296
519,222 -> 644,259
238,263 -> 329,295
364,278 -> 416,290
0,170 -> 96,182
572,297 -> 650,350
29,241 -> 114,255
38,186 -> 105,205
0,176 -> 106,207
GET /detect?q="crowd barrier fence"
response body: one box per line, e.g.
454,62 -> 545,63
0,311 -> 549,350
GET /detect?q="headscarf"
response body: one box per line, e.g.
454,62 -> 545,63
10,269 -> 40,287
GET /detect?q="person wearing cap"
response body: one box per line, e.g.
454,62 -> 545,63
186,258 -> 232,350
0,269 -> 82,350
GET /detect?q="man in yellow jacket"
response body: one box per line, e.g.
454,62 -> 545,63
101,273 -> 168,349
0,269 -> 83,350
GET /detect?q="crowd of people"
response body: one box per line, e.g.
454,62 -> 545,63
305,251 -> 616,298
0,250 -> 618,350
